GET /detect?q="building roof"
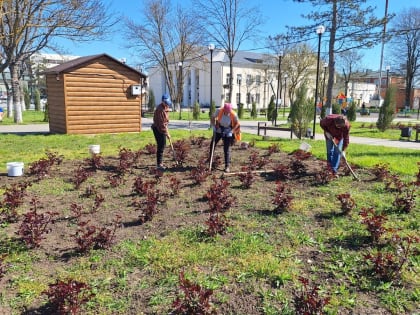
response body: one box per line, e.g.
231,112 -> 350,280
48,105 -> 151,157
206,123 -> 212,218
43,53 -> 146,78
215,50 -> 274,66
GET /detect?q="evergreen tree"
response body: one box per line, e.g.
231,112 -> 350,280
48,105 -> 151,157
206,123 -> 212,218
377,85 -> 396,132
148,90 -> 156,112
209,100 -> 216,119
192,102 -> 200,120
346,101 -> 357,122
251,101 -> 257,119
267,96 -> 276,124
34,89 -> 41,111
287,0 -> 387,111
24,87 -> 30,110
289,85 -> 313,139
237,103 -> 244,119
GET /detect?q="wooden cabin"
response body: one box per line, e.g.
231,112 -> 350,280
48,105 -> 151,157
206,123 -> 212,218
44,54 -> 146,134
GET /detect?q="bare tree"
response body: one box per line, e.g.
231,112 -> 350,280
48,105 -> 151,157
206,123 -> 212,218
282,43 -> 317,105
0,0 -> 117,123
336,50 -> 363,97
388,7 -> 420,108
193,0 -> 263,103
124,0 -> 203,117
285,0 -> 389,112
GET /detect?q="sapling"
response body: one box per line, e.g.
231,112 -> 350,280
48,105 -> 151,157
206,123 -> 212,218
337,193 -> 356,214
237,166 -> 256,188
43,279 -> 94,314
364,234 -> 419,282
172,271 -> 216,315
293,276 -> 330,314
359,207 -> 389,243
17,198 -> 58,248
1,181 -> 31,222
272,181 -> 293,213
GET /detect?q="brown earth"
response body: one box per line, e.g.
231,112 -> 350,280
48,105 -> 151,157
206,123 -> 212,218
0,137 -> 416,314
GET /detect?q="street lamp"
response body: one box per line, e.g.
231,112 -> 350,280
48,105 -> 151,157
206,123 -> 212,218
275,51 -> 283,126
208,44 -> 215,112
283,74 -> 288,117
322,62 -> 328,110
312,25 -> 325,139
178,61 -> 183,119
386,65 -> 390,88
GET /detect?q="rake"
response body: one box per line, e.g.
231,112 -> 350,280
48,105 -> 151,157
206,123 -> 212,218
168,137 -> 179,166
209,131 -> 216,171
332,141 -> 359,181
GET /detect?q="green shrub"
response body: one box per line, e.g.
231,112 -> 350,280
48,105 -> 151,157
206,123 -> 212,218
267,96 -> 276,123
148,90 -> 156,112
237,103 -> 244,119
34,89 -> 41,111
251,102 -> 257,119
377,85 -> 396,132
332,103 -> 341,114
192,102 -> 200,120
209,100 -> 216,119
24,86 -> 31,110
289,85 -> 313,139
346,101 -> 357,121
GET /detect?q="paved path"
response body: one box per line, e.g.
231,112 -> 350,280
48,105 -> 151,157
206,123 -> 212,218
0,116 -> 419,150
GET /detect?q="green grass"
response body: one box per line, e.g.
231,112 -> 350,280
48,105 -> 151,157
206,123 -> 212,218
0,110 -> 419,314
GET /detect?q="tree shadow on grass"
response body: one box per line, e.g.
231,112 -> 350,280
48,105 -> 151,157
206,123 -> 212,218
22,303 -> 55,315
327,233 -> 371,251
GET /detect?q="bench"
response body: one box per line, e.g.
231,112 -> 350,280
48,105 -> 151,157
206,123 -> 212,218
257,122 -> 293,139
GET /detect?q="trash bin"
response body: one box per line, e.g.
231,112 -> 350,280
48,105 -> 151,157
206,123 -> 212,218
400,127 -> 412,139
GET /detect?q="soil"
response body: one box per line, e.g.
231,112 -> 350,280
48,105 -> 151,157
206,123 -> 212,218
0,137 -> 416,314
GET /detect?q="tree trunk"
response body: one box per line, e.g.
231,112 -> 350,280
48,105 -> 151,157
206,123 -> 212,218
10,64 -> 23,123
229,55 -> 233,103
325,1 -> 338,115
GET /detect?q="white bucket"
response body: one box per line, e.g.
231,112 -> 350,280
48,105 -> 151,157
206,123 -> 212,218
7,162 -> 24,177
89,145 -> 100,154
299,142 -> 312,152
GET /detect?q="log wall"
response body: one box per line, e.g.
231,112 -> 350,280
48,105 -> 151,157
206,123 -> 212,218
47,56 -> 142,134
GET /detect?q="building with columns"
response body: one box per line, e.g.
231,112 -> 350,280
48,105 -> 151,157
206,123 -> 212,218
147,49 -> 285,110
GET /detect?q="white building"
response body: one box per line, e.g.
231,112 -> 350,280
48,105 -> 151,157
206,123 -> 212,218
147,49 -> 283,110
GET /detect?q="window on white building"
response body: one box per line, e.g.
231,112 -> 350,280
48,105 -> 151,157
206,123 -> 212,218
247,92 -> 251,104
226,73 -> 230,85
237,74 -> 242,85
246,74 -> 252,85
255,93 -> 260,104
256,75 -> 261,86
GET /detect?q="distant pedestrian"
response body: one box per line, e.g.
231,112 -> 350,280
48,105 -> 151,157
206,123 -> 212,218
0,106 -> 4,122
209,103 -> 240,173
151,94 -> 172,170
320,114 -> 351,176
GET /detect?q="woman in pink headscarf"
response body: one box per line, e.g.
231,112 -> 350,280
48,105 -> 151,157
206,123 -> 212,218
209,103 -> 240,172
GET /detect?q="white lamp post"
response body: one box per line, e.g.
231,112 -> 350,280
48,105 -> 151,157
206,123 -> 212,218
275,51 -> 283,126
208,44 -> 215,111
283,74 -> 288,117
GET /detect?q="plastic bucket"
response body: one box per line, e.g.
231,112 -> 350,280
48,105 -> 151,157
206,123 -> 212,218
89,145 -> 100,154
299,142 -> 312,152
7,162 -> 24,177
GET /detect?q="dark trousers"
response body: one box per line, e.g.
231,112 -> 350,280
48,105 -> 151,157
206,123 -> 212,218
152,126 -> 166,166
210,132 -> 233,167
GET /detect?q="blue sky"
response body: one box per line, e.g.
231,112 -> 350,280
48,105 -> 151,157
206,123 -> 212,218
48,0 -> 416,71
